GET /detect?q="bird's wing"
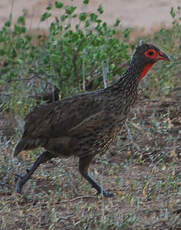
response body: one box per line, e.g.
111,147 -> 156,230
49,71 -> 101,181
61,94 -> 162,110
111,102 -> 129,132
22,91 -> 105,139
69,110 -> 105,136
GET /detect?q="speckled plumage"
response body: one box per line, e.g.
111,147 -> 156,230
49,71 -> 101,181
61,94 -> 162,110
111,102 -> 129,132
14,43 -> 169,197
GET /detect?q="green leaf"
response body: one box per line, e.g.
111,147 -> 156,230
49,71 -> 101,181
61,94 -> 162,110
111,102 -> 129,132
65,6 -> 76,15
46,3 -> 52,10
60,15 -> 68,22
114,19 -> 120,27
124,28 -> 130,38
55,1 -> 64,9
51,54 -> 61,64
170,7 -> 176,18
83,0 -> 89,5
17,58 -> 23,64
97,5 -> 104,14
4,20 -> 11,27
17,16 -> 25,25
90,13 -> 98,22
79,12 -> 87,21
0,79 -> 5,84
40,12 -> 52,22
85,20 -> 90,27
0,49 -> 5,56
14,25 -> 26,34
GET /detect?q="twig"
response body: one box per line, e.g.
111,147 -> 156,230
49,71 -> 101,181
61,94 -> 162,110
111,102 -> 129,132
82,48 -> 86,91
60,195 -> 96,203
101,60 -> 109,89
7,76 -> 35,82
7,72 -> 57,89
58,214 -> 73,222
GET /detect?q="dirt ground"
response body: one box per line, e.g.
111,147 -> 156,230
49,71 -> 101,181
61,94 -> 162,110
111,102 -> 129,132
0,91 -> 181,229
0,0 -> 180,33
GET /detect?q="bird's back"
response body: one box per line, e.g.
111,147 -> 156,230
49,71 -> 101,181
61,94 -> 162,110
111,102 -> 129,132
15,89 -> 116,156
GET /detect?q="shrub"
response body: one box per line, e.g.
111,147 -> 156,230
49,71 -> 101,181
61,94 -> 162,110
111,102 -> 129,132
0,1 -> 130,116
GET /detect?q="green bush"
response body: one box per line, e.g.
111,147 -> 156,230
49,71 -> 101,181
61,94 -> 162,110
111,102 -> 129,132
0,1 -> 130,116
1,2 -> 180,117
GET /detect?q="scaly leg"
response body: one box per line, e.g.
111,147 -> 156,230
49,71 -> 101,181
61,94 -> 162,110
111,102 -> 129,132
16,151 -> 54,194
79,155 -> 114,197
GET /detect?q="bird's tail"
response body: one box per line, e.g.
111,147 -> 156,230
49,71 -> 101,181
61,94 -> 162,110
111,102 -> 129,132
14,138 -> 40,157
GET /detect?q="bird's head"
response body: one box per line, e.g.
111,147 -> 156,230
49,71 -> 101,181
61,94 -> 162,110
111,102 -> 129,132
131,42 -> 170,80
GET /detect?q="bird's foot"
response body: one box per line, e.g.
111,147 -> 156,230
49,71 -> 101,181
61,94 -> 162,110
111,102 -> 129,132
15,172 -> 31,194
14,168 -> 30,181
97,189 -> 114,198
16,177 -> 25,194
14,173 -> 23,182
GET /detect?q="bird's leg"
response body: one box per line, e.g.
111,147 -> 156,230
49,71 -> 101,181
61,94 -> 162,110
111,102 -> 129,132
16,151 -> 54,194
79,156 -> 114,197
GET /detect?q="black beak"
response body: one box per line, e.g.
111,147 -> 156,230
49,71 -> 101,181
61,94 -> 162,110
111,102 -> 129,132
157,51 -> 170,61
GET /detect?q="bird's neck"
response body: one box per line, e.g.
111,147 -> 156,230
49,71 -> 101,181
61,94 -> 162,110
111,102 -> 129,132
108,60 -> 156,93
105,61 -> 154,112
121,60 -> 156,83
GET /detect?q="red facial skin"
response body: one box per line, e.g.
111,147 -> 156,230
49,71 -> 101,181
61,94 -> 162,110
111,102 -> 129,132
138,48 -> 169,81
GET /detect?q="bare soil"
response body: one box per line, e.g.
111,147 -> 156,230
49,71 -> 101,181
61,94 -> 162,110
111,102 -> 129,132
0,90 -> 180,229
0,0 -> 180,34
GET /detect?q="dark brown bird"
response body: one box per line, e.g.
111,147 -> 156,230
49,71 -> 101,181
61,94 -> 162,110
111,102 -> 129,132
14,43 -> 169,197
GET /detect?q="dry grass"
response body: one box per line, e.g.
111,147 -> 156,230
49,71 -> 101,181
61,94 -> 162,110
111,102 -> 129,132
0,3 -> 181,229
0,90 -> 180,230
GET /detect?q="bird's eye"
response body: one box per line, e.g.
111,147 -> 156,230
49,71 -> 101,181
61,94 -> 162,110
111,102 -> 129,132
148,51 -> 154,56
144,49 -> 157,59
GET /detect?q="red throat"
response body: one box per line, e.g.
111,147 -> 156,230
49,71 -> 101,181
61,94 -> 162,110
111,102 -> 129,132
138,63 -> 155,81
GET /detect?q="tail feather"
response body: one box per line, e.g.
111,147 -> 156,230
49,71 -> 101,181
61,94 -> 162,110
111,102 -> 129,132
14,138 -> 41,156
14,139 -> 26,156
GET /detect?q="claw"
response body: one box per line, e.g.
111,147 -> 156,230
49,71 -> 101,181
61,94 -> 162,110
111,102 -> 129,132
16,181 -> 23,194
16,176 -> 25,194
97,190 -> 114,198
14,173 -> 23,182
